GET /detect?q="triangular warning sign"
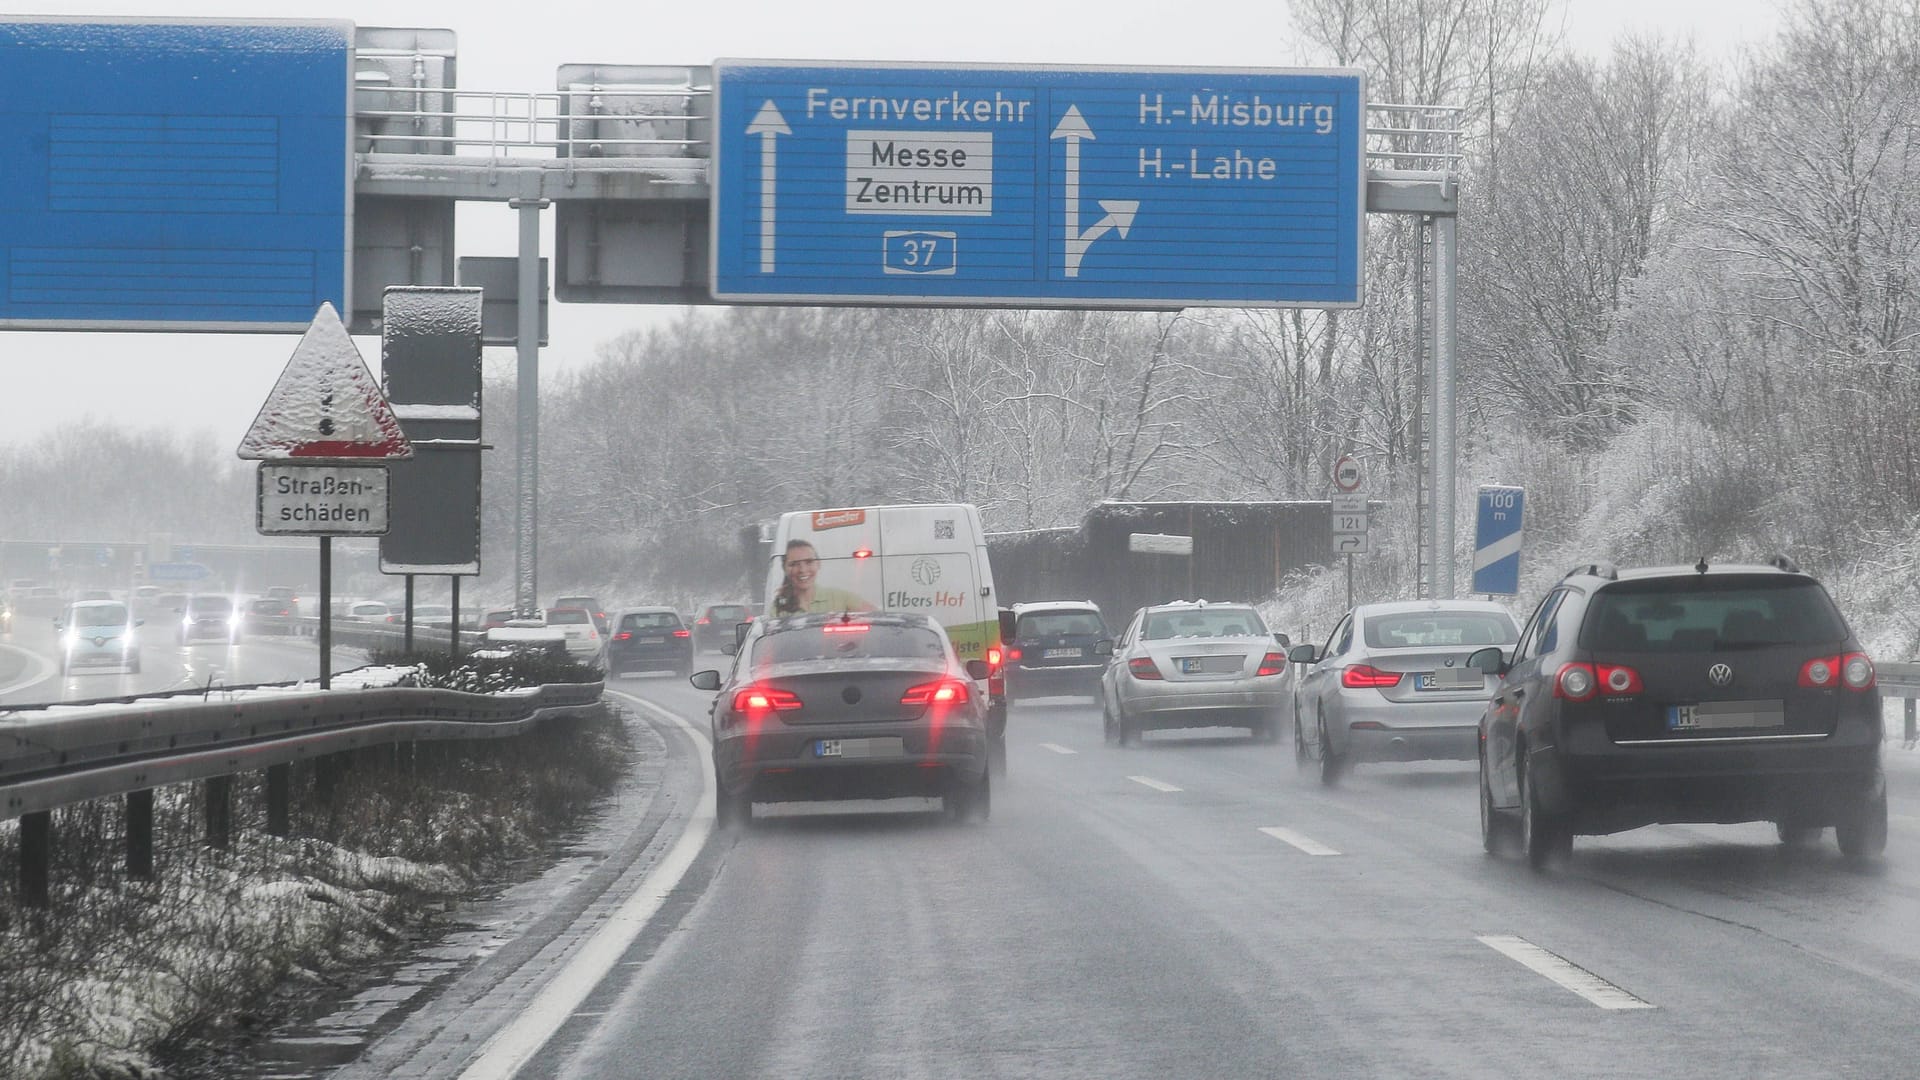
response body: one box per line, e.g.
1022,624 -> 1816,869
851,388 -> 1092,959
237,303 -> 413,461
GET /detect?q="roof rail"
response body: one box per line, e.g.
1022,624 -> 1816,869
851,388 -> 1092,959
1765,554 -> 1802,574
1562,562 -> 1618,581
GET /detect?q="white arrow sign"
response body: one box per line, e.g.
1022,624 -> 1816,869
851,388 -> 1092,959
747,100 -> 791,273
1051,106 -> 1140,278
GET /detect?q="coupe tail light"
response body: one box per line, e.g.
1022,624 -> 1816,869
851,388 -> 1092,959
672,629 -> 691,639
614,631 -> 632,641
902,679 -> 971,706
1256,652 -> 1287,677
733,686 -> 803,714
1341,664 -> 1402,689
1803,653 -> 1875,690
1128,657 -> 1163,680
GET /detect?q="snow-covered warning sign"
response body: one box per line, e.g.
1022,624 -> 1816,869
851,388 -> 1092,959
237,303 -> 413,461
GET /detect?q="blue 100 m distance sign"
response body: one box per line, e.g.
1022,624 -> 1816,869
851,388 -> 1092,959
711,60 -> 1365,309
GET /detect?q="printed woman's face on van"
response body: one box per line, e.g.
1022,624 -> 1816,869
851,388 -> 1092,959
784,544 -> 820,587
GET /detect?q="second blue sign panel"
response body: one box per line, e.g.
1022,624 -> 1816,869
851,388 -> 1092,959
711,60 -> 1365,308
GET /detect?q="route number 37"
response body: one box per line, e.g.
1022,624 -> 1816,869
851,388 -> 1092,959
883,230 -> 958,276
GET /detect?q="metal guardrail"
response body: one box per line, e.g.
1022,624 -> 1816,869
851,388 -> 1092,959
357,84 -> 711,159
1366,103 -> 1464,172
1877,661 -> 1920,747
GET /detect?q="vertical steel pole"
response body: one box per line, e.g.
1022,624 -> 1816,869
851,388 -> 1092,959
126,788 -> 153,878
511,198 -> 548,618
20,810 -> 50,908
404,574 -> 416,652
449,574 -> 461,660
205,775 -> 232,850
1412,217 -> 1427,599
266,764 -> 290,837
1434,214 -> 1460,599
318,536 -> 332,690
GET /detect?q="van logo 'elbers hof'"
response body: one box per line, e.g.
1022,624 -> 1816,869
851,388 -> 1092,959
812,509 -> 867,530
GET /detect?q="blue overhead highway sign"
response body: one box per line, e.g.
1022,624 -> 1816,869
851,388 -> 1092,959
712,60 -> 1365,308
0,18 -> 353,331
1472,486 -> 1525,596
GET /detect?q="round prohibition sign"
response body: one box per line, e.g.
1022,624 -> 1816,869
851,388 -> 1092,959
1333,455 -> 1364,493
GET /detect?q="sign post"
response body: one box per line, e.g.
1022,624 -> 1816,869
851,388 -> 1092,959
237,303 -> 413,688
1472,486 -> 1525,596
1331,458 -> 1369,609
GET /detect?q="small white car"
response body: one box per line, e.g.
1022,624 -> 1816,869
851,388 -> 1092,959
59,599 -> 141,674
1099,601 -> 1295,746
545,607 -> 604,665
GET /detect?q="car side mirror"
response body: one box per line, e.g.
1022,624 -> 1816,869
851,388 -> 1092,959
1093,639 -> 1115,657
1467,646 -> 1508,676
965,659 -> 991,680
689,669 -> 722,692
135,619 -> 145,627
1287,643 -> 1319,664
1273,631 -> 1292,649
720,638 -> 739,656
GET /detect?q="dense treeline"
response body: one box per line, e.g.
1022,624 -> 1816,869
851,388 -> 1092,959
0,424 -> 254,545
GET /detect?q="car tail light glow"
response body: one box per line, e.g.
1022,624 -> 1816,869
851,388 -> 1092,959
986,646 -> 1003,669
1555,663 -> 1596,701
1597,663 -> 1643,695
733,686 -> 803,714
614,632 -> 632,641
823,623 -> 870,635
1843,652 -> 1875,689
1341,664 -> 1402,689
672,629 -> 691,638
1802,653 -> 1875,690
902,679 -> 971,706
1799,656 -> 1836,688
1256,652 -> 1287,677
698,617 -> 711,624
1007,647 -> 1023,662
853,548 -> 873,559
1128,656 -> 1163,680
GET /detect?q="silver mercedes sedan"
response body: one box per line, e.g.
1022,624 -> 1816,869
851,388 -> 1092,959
1290,599 -> 1519,784
1099,601 -> 1294,746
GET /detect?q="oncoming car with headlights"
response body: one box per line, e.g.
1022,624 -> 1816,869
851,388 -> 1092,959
690,611 -> 993,826
57,599 -> 142,674
179,594 -> 241,644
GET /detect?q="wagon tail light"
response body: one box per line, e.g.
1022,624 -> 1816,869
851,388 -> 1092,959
1802,653 -> 1875,690
1341,664 -> 1401,689
1256,652 -> 1287,677
733,686 -> 803,715
1128,656 -> 1163,680
901,679 -> 971,706
1553,661 -> 1642,700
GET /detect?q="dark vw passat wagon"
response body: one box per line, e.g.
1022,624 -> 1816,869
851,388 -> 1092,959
1474,559 -> 1884,868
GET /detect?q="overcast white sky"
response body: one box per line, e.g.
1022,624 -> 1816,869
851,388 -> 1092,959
4,0 -> 1782,451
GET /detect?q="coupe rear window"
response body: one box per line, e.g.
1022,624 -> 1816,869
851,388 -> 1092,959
1581,577 -> 1849,651
1364,611 -> 1517,649
1142,609 -> 1267,640
1017,611 -> 1106,639
547,609 -> 590,625
753,623 -> 947,666
621,612 -> 683,630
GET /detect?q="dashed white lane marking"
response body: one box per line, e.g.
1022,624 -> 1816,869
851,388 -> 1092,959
458,695 -> 715,1080
1040,742 -> 1077,755
1259,826 -> 1341,856
1128,775 -> 1182,792
1477,935 -> 1655,1010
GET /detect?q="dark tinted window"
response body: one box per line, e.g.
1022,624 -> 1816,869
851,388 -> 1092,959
1364,611 -> 1517,649
1017,611 -> 1106,638
621,612 -> 683,630
1142,608 -> 1267,640
753,622 -> 947,666
1582,576 -> 1848,651
708,605 -> 750,621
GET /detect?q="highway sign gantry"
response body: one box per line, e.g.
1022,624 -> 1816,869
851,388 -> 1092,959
712,60 -> 1365,308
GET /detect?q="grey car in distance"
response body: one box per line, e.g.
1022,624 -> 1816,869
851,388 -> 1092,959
1291,600 -> 1519,785
1100,601 -> 1294,746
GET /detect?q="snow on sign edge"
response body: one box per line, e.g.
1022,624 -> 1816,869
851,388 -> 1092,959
237,303 -> 413,461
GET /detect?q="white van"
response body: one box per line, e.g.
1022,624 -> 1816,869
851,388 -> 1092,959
766,504 -> 1008,753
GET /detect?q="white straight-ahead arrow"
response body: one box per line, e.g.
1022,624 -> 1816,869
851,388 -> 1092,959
747,100 -> 790,273
1051,105 -> 1140,278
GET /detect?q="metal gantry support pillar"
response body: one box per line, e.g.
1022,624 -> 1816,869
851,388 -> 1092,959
1432,214 -> 1459,600
511,198 -> 549,618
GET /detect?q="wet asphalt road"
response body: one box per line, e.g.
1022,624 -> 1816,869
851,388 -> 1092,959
483,673 -> 1920,1080
0,619 -> 366,707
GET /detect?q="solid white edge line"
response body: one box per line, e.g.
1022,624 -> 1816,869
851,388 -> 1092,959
0,642 -> 58,698
1477,935 -> 1655,1010
1258,826 -> 1341,856
1127,775 -> 1182,792
1039,742 -> 1077,755
457,692 -> 716,1080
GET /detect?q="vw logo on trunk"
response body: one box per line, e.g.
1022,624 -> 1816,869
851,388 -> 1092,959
1708,663 -> 1734,687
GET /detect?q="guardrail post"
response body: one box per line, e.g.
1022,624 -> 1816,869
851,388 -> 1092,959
1906,700 -> 1916,748
127,789 -> 153,879
266,764 -> 291,837
20,811 -> 50,908
205,775 -> 232,850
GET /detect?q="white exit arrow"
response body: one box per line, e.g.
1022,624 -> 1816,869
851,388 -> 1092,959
1051,105 -> 1140,278
746,100 -> 791,273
